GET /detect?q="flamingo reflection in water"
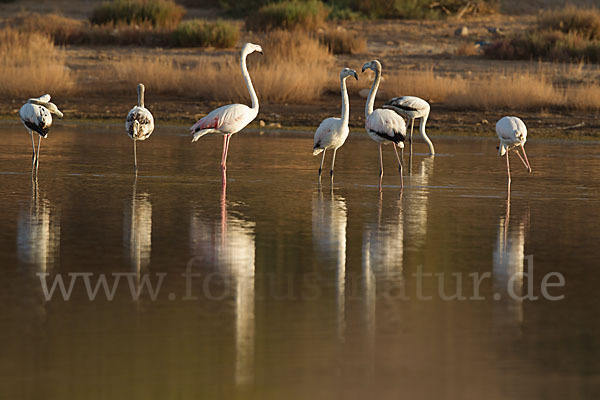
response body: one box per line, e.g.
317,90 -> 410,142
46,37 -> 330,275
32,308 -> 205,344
123,178 -> 152,287
493,191 -> 529,326
189,185 -> 255,384
312,187 -> 347,341
17,175 -> 60,273
362,192 -> 405,359
404,156 -> 434,251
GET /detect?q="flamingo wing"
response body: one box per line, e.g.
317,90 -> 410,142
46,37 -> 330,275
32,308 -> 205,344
126,106 -> 155,140
19,103 -> 51,137
313,117 -> 340,154
190,104 -> 254,135
366,109 -> 406,144
384,96 -> 430,116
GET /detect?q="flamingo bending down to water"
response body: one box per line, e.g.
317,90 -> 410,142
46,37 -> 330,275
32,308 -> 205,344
19,94 -> 63,169
384,96 -> 435,155
362,60 -> 407,189
496,116 -> 532,185
313,68 -> 358,180
126,83 -> 155,172
190,43 -> 263,175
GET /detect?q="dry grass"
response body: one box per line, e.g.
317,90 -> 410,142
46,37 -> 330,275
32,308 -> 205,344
357,66 -> 579,110
319,28 -> 367,55
0,27 -> 75,97
454,72 -> 563,110
455,42 -> 480,56
566,85 -> 600,110
539,5 -> 600,40
8,12 -> 239,48
486,5 -> 600,62
245,0 -> 329,32
108,30 -> 334,103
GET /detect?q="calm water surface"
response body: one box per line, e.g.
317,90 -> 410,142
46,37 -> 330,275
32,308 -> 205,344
1,124 -> 599,399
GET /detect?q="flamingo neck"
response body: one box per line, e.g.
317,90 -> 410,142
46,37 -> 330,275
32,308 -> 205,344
419,114 -> 435,155
365,66 -> 381,118
241,50 -> 259,111
137,86 -> 144,108
340,77 -> 350,126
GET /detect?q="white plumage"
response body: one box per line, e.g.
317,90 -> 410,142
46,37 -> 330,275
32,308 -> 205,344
362,60 -> 407,188
19,94 -> 63,169
190,42 -> 263,175
126,84 -> 154,141
384,95 -> 435,155
126,83 -> 154,172
313,68 -> 358,179
496,116 -> 532,185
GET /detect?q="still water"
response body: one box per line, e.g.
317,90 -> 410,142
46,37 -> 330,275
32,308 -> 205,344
1,124 -> 599,399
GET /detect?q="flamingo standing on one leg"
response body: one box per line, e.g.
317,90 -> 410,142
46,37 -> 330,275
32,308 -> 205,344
383,96 -> 435,156
190,43 -> 263,185
126,83 -> 155,173
362,60 -> 407,190
496,116 -> 532,189
19,94 -> 63,172
312,68 -> 358,182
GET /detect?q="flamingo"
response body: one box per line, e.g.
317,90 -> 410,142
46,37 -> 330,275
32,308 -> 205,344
496,116 -> 532,187
312,68 -> 358,180
19,94 -> 63,171
362,60 -> 407,189
126,83 -> 154,173
190,42 -> 263,179
383,96 -> 435,155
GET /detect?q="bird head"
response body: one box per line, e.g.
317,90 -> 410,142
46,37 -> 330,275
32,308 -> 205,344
340,68 -> 358,81
243,42 -> 263,56
362,60 -> 382,73
45,102 -> 63,119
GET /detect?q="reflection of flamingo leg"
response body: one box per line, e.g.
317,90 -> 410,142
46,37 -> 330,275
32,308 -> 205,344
378,144 -> 384,190
393,145 -> 403,188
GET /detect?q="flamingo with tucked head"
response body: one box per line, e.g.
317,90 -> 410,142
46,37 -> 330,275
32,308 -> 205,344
19,94 -> 63,171
362,60 -> 407,189
312,67 -> 358,181
190,43 -> 263,180
384,95 -> 435,155
126,83 -> 154,173
496,116 -> 532,188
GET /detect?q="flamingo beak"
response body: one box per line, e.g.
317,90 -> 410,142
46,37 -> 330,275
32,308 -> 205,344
352,71 -> 358,80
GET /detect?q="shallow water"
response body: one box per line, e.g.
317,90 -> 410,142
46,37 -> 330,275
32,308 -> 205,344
1,124 -> 599,399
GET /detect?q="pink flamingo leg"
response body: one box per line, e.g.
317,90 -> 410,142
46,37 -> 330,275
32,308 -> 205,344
506,150 -> 511,188
379,144 -> 384,191
222,134 -> 232,171
520,145 -> 532,173
220,134 -> 228,169
393,144 -> 404,188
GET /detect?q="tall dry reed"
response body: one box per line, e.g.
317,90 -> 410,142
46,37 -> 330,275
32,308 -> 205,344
0,27 -> 75,97
109,30 -> 334,103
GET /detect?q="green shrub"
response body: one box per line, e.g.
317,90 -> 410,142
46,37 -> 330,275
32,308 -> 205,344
486,6 -> 600,63
485,29 -> 600,63
246,0 -> 329,31
329,0 -> 496,19
90,0 -> 185,28
171,19 -> 239,48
